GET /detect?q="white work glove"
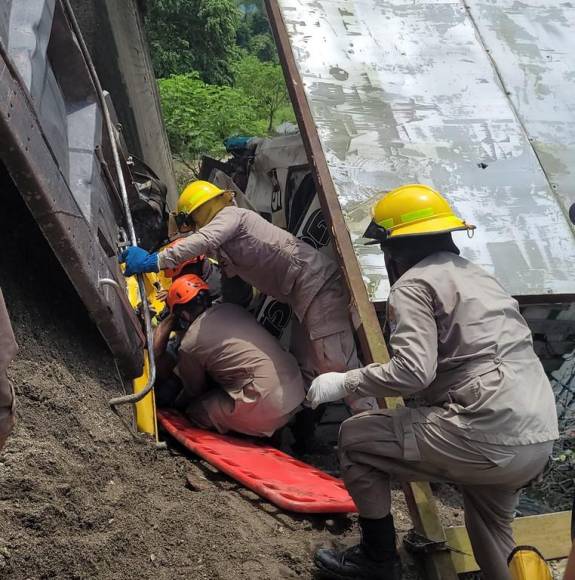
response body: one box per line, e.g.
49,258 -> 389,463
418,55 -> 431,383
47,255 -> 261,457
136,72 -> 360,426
306,372 -> 349,409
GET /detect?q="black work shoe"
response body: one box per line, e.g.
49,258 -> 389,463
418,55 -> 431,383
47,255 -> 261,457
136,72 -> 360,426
314,544 -> 402,579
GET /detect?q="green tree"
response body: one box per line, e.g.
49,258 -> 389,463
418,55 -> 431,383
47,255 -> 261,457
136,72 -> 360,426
234,56 -> 293,132
145,0 -> 241,85
247,33 -> 277,63
235,0 -> 277,62
158,73 -> 264,162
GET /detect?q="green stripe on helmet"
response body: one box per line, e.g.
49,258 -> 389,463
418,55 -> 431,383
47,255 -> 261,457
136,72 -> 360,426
400,207 -> 435,224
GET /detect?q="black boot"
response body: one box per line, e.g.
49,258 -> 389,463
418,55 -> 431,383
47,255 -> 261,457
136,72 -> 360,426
314,515 -> 402,579
291,407 -> 332,455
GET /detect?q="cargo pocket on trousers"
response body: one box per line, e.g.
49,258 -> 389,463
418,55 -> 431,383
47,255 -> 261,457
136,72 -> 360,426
392,407 -> 422,462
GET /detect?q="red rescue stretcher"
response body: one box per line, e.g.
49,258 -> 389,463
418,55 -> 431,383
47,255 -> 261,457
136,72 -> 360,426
157,409 -> 357,514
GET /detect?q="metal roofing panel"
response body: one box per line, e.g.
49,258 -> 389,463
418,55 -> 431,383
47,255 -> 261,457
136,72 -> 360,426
275,0 -> 575,301
466,0 -> 575,216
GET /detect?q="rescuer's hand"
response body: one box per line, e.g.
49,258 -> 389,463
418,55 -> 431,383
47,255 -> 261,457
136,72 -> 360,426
119,246 -> 159,276
306,372 -> 348,409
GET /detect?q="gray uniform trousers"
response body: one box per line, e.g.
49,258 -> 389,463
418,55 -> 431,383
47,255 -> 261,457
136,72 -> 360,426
339,410 -> 552,580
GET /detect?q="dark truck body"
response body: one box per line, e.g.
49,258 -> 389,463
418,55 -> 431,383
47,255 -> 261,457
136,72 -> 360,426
0,0 -> 173,376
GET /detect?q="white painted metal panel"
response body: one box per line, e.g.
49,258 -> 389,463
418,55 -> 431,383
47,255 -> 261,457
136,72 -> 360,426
466,0 -> 575,214
276,0 -> 575,301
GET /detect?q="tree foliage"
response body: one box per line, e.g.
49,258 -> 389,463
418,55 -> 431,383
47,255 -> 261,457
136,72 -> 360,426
158,74 -> 265,160
246,33 -> 277,63
234,56 -> 292,131
148,1 -> 296,163
236,1 -> 276,61
145,0 -> 241,85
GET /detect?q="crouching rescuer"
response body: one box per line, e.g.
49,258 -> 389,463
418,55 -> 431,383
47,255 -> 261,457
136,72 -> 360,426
153,274 -> 306,437
307,185 -> 559,580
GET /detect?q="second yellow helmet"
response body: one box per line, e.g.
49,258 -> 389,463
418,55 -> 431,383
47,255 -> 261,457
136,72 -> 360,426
177,180 -> 224,216
363,184 -> 474,243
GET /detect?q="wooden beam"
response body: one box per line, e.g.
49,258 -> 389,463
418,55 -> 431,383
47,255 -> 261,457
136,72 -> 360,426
265,3 -> 458,579
447,511 -> 572,573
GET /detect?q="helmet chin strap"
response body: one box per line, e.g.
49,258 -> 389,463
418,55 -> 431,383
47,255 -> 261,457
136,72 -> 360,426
383,251 -> 406,286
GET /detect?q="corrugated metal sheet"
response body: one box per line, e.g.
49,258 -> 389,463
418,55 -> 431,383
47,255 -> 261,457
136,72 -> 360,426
275,0 -> 575,301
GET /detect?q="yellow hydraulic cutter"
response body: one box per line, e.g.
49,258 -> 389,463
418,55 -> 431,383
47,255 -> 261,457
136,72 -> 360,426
125,271 -> 172,438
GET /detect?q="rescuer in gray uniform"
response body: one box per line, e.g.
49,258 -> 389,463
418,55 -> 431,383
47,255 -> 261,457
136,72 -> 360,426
0,288 -> 17,450
154,274 -> 306,437
307,185 -> 559,580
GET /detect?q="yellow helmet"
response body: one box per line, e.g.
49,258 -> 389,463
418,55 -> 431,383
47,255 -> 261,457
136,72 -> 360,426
176,180 -> 224,227
363,184 -> 474,244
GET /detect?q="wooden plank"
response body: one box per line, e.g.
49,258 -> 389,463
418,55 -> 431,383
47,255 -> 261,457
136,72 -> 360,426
447,511 -> 572,573
265,3 -> 458,578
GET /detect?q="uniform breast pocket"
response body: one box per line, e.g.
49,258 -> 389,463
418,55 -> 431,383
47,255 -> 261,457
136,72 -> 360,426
448,377 -> 481,408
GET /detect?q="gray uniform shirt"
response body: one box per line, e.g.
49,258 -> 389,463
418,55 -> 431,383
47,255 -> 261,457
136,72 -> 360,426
346,252 -> 559,446
159,206 -> 338,321
175,303 -> 305,421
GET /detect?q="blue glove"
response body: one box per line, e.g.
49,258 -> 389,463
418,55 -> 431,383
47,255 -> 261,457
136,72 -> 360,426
119,246 -> 159,277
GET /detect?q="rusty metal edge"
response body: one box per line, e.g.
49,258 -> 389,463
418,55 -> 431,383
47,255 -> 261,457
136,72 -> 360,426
0,45 -> 144,377
265,3 -> 458,578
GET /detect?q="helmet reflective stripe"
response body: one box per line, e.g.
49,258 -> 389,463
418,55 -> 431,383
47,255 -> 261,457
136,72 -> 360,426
376,217 -> 395,230
400,207 -> 435,224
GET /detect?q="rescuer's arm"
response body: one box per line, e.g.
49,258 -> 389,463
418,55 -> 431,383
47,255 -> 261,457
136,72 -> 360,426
174,350 -> 209,402
153,314 -> 178,382
346,283 -> 438,398
307,282 -> 438,407
158,209 -> 242,270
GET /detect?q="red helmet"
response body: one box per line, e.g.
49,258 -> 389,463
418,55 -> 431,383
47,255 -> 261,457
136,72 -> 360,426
166,274 -> 209,311
163,238 -> 205,279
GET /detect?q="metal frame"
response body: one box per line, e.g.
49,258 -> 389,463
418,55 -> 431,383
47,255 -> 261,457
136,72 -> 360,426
266,1 -> 571,577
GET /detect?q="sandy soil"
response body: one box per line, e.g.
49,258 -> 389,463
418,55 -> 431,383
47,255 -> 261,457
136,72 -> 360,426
0,264 -> 424,579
